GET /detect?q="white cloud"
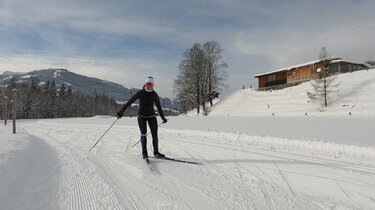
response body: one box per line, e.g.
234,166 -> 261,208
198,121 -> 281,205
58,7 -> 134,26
234,11 -> 375,69
1,0 -> 375,96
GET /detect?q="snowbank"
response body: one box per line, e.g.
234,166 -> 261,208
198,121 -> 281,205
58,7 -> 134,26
0,126 -> 59,210
161,128 -> 375,166
0,126 -> 30,164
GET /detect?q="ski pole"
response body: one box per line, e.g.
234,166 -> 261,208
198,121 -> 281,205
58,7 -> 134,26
89,118 -> 119,152
130,122 -> 164,148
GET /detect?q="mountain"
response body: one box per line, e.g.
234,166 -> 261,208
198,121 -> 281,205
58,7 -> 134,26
0,69 -> 180,110
0,69 -> 130,99
191,68 -> 375,117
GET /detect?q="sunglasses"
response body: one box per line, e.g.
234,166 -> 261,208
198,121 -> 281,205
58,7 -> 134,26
146,82 -> 154,88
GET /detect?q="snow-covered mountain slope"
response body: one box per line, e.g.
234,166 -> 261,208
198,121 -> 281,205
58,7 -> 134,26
209,69 -> 375,117
0,69 -> 130,99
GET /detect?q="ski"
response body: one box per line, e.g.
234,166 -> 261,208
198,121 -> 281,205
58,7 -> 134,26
151,156 -> 201,165
145,158 -> 154,171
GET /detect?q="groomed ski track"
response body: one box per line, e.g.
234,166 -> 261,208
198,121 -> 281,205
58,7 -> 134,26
17,118 -> 375,210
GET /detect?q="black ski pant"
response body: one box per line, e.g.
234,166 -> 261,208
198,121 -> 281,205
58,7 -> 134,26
138,116 -> 159,156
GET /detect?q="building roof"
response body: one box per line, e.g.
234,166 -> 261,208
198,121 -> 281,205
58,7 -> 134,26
329,59 -> 368,67
254,57 -> 341,78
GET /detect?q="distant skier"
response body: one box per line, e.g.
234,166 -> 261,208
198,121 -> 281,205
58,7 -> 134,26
117,76 -> 168,159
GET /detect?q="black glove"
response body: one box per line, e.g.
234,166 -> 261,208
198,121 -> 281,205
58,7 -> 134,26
162,117 -> 168,123
117,110 -> 124,119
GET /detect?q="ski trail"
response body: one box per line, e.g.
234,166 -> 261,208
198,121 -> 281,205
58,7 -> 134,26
156,139 -> 262,209
258,178 -> 276,210
274,161 -> 296,198
281,169 -> 375,189
162,135 -> 375,175
232,152 -> 313,210
18,120 -> 375,210
90,142 -> 177,209
89,158 -> 140,209
20,126 -> 124,210
192,152 -> 269,209
91,133 -> 179,210
334,181 -> 351,199
236,161 -> 276,210
184,141 -> 326,209
60,146 -> 121,210
233,153 -> 243,182
232,153 -> 276,210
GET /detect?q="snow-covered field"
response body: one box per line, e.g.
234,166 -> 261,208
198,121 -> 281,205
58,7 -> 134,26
1,69 -> 375,209
209,69 -> 375,117
1,115 -> 375,210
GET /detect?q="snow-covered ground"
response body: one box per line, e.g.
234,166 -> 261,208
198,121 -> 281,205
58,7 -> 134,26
1,69 -> 375,209
1,116 -> 374,210
209,69 -> 375,117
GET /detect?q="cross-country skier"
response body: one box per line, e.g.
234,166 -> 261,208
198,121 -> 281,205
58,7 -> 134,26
117,76 -> 168,159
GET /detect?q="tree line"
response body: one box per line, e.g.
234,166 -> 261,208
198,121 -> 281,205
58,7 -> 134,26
0,77 -> 177,120
0,77 -> 121,119
174,41 -> 228,115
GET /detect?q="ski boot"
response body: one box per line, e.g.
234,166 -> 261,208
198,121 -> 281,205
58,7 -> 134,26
142,151 -> 148,159
154,152 -> 165,159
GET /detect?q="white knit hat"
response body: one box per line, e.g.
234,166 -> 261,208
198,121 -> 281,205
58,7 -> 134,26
145,76 -> 154,84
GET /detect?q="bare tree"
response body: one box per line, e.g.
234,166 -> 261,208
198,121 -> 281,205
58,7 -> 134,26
308,47 -> 340,107
365,60 -> 375,67
174,41 -> 228,115
174,43 -> 206,114
203,41 -> 228,107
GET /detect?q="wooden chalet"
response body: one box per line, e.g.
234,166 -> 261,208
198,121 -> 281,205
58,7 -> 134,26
254,58 -> 368,90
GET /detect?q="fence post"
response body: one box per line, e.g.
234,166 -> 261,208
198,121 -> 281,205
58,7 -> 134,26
12,89 -> 17,134
4,96 -> 8,126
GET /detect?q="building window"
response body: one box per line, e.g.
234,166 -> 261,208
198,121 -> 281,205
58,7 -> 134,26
288,69 -> 296,77
340,63 -> 350,73
268,74 -> 276,81
328,63 -> 339,74
311,67 -> 319,74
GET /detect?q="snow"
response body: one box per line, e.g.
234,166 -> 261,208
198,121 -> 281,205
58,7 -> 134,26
0,126 -> 58,210
0,69 -> 375,209
2,71 -> 25,76
19,74 -> 35,79
53,70 -> 61,78
62,81 -> 72,86
0,116 -> 373,209
211,69 -> 375,117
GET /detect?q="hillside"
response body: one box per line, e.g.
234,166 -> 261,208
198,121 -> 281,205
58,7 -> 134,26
0,69 -> 179,110
0,69 -> 130,99
208,69 -> 375,117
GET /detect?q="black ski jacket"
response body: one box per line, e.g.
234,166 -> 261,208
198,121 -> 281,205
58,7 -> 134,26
120,88 -> 166,119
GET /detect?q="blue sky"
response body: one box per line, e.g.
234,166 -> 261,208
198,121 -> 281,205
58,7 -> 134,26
1,0 -> 374,97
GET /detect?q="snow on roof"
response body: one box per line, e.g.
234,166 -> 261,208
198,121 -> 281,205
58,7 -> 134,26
254,57 -> 341,77
329,59 -> 367,66
253,69 -> 288,78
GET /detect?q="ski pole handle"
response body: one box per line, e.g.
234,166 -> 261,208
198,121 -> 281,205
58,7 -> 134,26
89,118 -> 119,152
130,122 -> 164,148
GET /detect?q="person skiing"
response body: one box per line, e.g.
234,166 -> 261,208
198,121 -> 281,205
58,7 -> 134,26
117,76 -> 168,159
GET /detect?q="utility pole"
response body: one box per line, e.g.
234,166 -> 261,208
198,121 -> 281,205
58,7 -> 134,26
4,96 -> 8,126
12,89 -> 17,134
